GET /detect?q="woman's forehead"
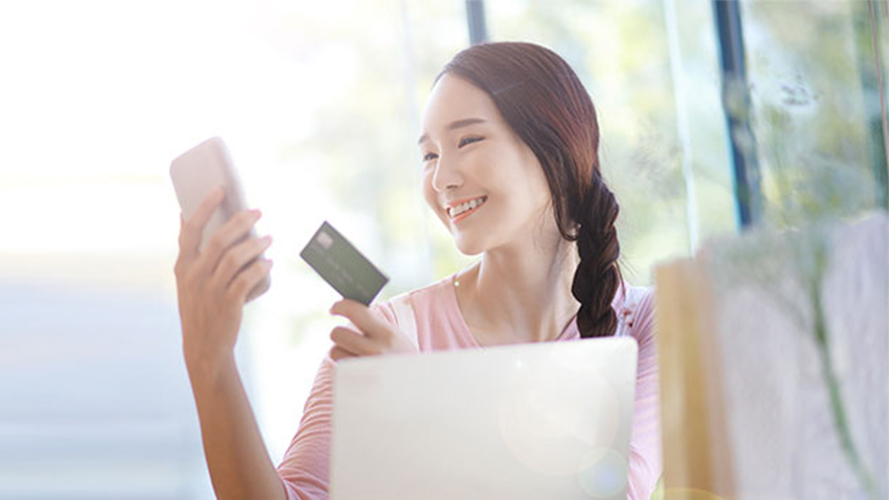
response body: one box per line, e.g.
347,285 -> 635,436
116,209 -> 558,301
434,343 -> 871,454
420,74 -> 500,134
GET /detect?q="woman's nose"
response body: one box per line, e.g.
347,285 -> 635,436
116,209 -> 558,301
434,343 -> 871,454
431,156 -> 464,192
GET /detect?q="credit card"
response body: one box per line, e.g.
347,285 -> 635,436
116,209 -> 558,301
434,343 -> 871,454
300,221 -> 389,306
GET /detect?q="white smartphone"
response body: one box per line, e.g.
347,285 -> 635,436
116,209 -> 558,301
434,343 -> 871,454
170,136 -> 271,302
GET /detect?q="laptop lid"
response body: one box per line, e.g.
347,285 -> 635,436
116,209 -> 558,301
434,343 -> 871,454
329,336 -> 638,500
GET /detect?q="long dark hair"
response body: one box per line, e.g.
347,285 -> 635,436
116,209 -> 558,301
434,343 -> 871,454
440,41 -> 622,338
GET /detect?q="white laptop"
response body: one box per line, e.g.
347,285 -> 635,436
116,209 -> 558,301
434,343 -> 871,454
329,337 -> 638,500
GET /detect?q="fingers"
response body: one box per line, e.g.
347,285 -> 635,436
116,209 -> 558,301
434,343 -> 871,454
210,234 -> 273,290
179,188 -> 225,262
197,209 -> 263,278
225,255 -> 273,305
330,325 -> 379,357
329,299 -> 391,340
329,345 -> 355,362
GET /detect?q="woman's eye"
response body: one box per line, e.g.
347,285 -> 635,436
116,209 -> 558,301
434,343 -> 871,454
422,152 -> 438,162
458,136 -> 484,148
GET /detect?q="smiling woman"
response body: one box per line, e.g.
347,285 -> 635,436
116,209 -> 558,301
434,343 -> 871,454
265,42 -> 661,500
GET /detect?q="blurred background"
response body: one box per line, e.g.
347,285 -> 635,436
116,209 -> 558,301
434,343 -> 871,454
0,0 -> 886,498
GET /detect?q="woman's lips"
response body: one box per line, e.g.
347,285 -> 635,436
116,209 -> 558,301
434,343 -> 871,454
447,196 -> 487,224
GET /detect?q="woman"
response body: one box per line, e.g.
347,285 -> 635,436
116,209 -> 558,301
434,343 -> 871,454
175,42 -> 661,500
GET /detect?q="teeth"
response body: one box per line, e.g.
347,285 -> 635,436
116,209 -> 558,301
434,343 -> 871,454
448,197 -> 486,218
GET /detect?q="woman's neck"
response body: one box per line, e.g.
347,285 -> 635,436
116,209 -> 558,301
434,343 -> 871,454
455,234 -> 580,345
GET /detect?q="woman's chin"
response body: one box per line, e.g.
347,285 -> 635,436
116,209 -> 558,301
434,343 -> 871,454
453,233 -> 486,256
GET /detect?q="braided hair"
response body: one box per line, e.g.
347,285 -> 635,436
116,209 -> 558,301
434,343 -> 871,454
441,42 -> 622,338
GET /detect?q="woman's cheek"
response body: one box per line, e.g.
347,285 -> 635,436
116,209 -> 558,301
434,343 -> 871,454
421,174 -> 445,222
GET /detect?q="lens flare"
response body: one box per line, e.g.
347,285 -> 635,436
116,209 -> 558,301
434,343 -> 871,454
576,447 -> 627,498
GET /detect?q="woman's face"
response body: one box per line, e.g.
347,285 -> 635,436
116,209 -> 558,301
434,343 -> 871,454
418,73 -> 554,256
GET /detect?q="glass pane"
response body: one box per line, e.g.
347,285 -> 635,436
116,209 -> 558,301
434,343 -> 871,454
739,0 -> 889,227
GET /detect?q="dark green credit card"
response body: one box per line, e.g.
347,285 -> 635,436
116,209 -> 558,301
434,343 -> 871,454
300,221 -> 389,306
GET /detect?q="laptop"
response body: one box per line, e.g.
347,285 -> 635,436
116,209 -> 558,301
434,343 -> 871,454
329,337 -> 638,500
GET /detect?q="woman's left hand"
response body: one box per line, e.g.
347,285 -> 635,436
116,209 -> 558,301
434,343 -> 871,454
328,299 -> 418,361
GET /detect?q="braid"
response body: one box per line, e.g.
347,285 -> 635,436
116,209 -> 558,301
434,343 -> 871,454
571,171 -> 622,338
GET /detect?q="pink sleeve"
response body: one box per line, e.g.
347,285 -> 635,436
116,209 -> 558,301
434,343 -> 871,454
275,354 -> 335,500
625,288 -> 663,500
275,303 -> 398,500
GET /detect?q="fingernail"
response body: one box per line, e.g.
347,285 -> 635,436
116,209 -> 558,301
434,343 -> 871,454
251,209 -> 262,218
262,235 -> 273,244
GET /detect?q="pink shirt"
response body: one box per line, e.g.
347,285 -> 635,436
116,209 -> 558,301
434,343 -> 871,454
277,275 -> 662,500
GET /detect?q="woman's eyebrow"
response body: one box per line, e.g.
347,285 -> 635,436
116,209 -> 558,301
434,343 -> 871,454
417,117 -> 487,145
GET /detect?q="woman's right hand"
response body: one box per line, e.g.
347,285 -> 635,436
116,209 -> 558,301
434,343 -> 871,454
174,188 -> 274,372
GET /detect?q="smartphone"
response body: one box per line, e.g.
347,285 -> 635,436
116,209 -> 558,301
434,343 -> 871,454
170,136 -> 271,302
